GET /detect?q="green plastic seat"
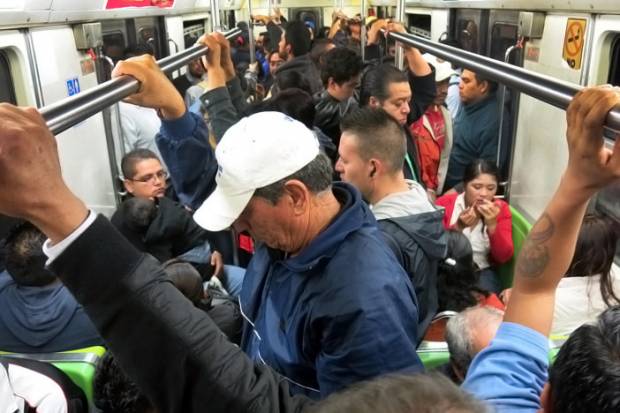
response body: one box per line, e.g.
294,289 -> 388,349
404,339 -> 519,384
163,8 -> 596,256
497,206 -> 533,290
0,346 -> 106,404
417,341 -> 451,369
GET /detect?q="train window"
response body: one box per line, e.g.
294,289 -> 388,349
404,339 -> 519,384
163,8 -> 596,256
490,23 -> 518,62
407,14 -> 431,39
457,19 -> 479,53
609,35 -> 620,86
0,51 -> 16,104
103,31 -> 126,63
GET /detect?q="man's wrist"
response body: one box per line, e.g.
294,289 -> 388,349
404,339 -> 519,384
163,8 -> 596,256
30,192 -> 89,246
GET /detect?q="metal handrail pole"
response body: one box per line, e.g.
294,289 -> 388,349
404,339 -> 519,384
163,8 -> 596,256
386,30 -> 620,134
41,28 -> 241,136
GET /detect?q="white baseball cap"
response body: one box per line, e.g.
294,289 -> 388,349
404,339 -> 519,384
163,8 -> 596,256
194,111 -> 320,231
423,53 -> 457,82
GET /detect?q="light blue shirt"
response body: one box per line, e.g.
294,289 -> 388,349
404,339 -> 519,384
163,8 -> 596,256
446,72 -> 462,119
463,322 -> 549,412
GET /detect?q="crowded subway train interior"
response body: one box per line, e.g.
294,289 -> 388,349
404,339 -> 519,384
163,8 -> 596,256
0,0 -> 619,411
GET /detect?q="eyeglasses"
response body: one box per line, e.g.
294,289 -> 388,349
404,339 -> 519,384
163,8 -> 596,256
128,170 -> 168,183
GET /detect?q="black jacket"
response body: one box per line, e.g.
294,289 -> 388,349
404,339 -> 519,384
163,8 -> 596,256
313,91 -> 358,151
110,196 -> 209,262
377,209 -> 447,343
51,216 -> 312,413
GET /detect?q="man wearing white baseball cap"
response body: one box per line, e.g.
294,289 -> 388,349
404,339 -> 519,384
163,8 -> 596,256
409,53 -> 458,198
193,110 -> 423,398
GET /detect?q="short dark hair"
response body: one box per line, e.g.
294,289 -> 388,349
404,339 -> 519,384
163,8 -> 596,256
5,222 -> 56,287
121,149 -> 160,179
266,88 -> 316,129
473,72 -> 498,94
320,47 -> 363,87
340,107 -> 406,174
462,159 -> 500,185
549,306 -> 620,412
94,352 -> 155,413
284,20 -> 312,57
310,38 -> 333,68
254,152 -> 333,204
162,259 -> 204,305
360,63 -> 408,106
121,197 -> 157,231
566,214 -> 619,306
310,372 -> 486,413
273,69 -> 312,95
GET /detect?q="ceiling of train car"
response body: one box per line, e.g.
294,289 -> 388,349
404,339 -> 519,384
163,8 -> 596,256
407,0 -> 620,13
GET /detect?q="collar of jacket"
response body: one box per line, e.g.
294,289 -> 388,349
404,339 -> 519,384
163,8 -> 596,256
463,93 -> 497,115
271,182 -> 375,272
278,53 -> 312,71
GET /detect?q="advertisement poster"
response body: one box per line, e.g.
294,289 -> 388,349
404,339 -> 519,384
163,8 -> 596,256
106,0 -> 175,9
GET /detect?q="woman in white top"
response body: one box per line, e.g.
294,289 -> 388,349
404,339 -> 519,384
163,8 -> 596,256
552,213 -> 620,336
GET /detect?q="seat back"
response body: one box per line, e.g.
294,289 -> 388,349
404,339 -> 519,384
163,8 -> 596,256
497,206 -> 533,289
0,346 -> 106,406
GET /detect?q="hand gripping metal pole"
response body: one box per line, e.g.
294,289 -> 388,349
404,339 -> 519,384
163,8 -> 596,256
41,28 -> 242,136
385,30 -> 620,136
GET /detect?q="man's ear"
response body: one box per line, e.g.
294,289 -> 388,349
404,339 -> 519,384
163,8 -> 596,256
123,179 -> 134,194
369,159 -> 378,178
479,79 -> 490,95
368,96 -> 380,108
282,180 -> 310,215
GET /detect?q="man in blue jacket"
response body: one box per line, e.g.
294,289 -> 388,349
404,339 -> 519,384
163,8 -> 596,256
444,69 -> 500,190
115,34 -> 423,399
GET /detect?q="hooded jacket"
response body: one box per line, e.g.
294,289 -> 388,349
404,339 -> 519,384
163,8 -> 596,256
371,181 -> 447,343
239,183 -> 423,399
0,271 -> 102,353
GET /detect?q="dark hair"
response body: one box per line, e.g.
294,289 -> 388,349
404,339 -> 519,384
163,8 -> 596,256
310,38 -> 334,69
360,63 -> 408,106
549,306 -> 620,412
121,197 -> 157,232
340,107 -> 405,174
121,149 -> 161,179
462,159 -> 501,186
162,259 -> 204,305
320,47 -> 363,87
243,88 -> 316,128
310,372 -> 486,413
254,152 -> 333,204
473,72 -> 498,94
566,214 -> 619,307
94,352 -> 155,413
437,231 -> 488,312
284,20 -> 312,57
5,222 -> 56,287
273,69 -> 312,95
267,88 -> 316,129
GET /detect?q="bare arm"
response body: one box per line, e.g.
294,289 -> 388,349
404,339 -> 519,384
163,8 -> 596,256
504,86 -> 620,336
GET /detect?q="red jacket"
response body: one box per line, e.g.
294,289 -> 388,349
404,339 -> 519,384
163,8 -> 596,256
435,192 -> 514,265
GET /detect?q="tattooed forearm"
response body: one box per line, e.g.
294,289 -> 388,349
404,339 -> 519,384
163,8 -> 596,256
516,213 -> 555,278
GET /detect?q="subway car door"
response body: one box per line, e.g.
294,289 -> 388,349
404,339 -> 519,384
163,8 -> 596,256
509,12 -> 592,221
29,25 -> 119,217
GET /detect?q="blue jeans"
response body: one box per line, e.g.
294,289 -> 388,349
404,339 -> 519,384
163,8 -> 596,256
178,243 -> 246,298
477,268 -> 502,294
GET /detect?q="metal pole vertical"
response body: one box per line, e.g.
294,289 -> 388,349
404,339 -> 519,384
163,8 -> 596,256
210,0 -> 221,31
360,0 -> 367,60
394,0 -> 405,70
248,0 -> 256,64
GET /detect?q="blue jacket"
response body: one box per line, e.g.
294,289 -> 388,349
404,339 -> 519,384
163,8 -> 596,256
445,94 -> 500,189
0,271 -> 102,353
239,183 -> 423,399
156,111 -> 217,211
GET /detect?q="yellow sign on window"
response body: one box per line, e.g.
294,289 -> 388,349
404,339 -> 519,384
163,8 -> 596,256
563,18 -> 587,70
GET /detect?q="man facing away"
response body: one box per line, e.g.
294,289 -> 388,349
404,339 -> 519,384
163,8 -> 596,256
336,107 -> 447,342
277,20 -> 323,95
0,222 -> 102,353
444,69 -> 499,190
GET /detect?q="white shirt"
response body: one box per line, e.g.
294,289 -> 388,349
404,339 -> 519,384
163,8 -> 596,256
448,193 -> 491,270
118,102 -> 163,162
43,211 -> 96,265
552,265 -> 620,336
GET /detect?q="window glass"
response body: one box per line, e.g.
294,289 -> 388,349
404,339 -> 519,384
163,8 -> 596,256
0,51 -> 16,104
457,19 -> 479,53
